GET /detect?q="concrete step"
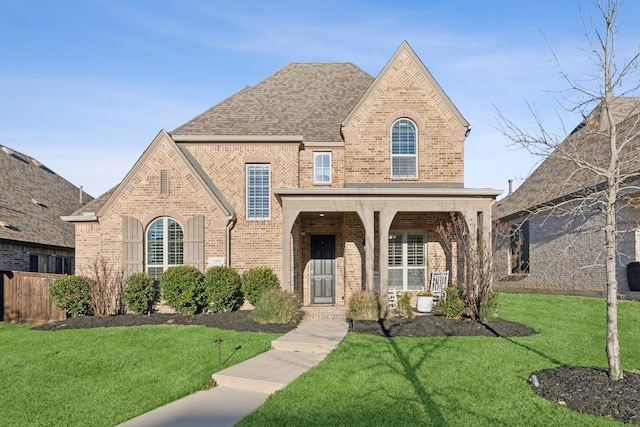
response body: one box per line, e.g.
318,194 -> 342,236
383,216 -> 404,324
213,349 -> 328,394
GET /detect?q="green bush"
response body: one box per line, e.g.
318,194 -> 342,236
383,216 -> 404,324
240,267 -> 280,305
439,285 -> 465,318
251,288 -> 302,324
204,266 -> 242,313
122,273 -> 158,314
159,266 -> 206,314
49,275 -> 92,317
479,291 -> 498,323
397,292 -> 415,319
347,291 -> 389,320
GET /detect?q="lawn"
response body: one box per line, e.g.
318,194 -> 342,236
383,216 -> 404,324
0,323 -> 282,426
238,293 -> 640,426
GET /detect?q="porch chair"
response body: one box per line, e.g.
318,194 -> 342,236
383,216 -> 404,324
388,288 -> 399,309
429,270 -> 449,304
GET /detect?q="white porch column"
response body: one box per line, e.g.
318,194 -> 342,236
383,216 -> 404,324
378,208 -> 397,297
281,205 -> 300,292
356,208 -> 375,292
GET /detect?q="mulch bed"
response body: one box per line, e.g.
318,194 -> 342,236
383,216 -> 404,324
31,311 -> 639,424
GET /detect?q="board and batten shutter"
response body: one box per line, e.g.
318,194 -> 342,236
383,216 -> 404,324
122,216 -> 144,276
184,215 -> 205,272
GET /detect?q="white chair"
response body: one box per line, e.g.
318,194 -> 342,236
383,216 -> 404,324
388,288 -> 399,309
429,270 -> 449,304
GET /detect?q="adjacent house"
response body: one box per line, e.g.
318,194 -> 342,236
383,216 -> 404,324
64,41 -> 501,309
0,145 -> 92,273
493,97 -> 640,296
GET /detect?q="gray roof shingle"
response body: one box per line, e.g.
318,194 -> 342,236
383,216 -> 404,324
0,146 -> 93,248
171,62 -> 374,142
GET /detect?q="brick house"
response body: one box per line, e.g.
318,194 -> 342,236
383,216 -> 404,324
64,41 -> 500,308
1,145 -> 92,273
493,97 -> 640,296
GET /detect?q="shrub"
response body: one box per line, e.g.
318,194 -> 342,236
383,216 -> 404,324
204,266 -> 242,313
397,292 -> 415,319
478,291 -> 498,323
347,291 -> 389,320
49,275 -> 92,317
159,266 -> 206,314
122,273 -> 158,314
439,285 -> 465,318
251,288 -> 302,324
240,267 -> 280,305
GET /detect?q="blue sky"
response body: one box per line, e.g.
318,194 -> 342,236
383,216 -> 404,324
2,0 -> 640,198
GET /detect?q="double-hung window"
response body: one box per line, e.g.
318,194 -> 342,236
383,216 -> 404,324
391,119 -> 417,178
388,231 -> 425,291
246,164 -> 270,219
147,217 -> 183,280
314,152 -> 331,184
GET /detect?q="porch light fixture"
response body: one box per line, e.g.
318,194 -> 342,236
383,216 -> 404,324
319,213 -> 325,217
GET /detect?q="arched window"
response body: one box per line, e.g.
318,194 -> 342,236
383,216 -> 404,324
146,217 -> 183,280
391,118 -> 417,178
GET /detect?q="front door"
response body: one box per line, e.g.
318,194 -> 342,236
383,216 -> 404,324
310,235 -> 335,304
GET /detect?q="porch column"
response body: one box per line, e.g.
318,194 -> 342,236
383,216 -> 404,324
356,208 -> 375,292
378,208 -> 397,297
281,205 -> 300,292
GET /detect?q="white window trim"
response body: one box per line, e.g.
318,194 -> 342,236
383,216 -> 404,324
391,118 -> 418,179
146,217 -> 184,278
313,152 -> 332,184
246,164 -> 271,220
388,230 -> 426,291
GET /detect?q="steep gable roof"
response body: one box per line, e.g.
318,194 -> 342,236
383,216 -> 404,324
66,130 -> 234,220
0,145 -> 92,248
342,41 -> 470,132
494,97 -> 640,219
171,62 -> 374,143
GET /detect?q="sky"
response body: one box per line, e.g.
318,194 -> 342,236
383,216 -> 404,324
2,0 -> 640,199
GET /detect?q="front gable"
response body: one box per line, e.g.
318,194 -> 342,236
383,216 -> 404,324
342,41 -> 468,185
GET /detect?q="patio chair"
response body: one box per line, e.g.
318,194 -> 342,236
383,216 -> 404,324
388,288 -> 399,309
429,270 -> 449,304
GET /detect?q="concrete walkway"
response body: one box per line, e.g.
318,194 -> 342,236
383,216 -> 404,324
119,319 -> 349,427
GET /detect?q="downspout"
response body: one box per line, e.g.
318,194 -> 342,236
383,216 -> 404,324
226,216 -> 237,267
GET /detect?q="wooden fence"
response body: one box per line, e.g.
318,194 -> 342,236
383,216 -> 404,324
1,271 -> 66,323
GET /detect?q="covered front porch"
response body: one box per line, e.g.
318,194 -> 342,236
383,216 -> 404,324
274,187 -> 501,307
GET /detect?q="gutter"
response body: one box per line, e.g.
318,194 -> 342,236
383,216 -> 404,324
226,216 -> 236,267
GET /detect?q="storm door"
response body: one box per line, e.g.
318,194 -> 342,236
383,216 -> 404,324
310,235 -> 335,304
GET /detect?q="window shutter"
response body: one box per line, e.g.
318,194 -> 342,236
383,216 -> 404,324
122,216 -> 143,276
184,215 -> 205,272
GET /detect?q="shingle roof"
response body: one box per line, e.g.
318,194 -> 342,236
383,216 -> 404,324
494,97 -> 640,219
171,62 -> 374,142
0,146 -> 93,248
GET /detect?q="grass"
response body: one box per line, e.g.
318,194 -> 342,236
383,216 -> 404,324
238,293 -> 640,426
0,323 -> 282,426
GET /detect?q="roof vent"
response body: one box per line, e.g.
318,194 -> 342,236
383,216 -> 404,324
2,146 -> 15,156
0,220 -> 9,228
31,158 -> 43,167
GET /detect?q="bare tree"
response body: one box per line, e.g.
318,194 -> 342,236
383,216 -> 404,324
83,257 -> 125,317
497,0 -> 640,380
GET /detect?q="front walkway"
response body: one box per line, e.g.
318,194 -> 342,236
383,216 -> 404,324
302,305 -> 348,319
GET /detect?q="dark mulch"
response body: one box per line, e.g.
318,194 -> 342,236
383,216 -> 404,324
31,311 -> 639,424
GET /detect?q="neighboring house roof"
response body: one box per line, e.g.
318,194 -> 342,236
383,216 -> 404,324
171,62 -> 374,142
494,97 -> 640,220
0,145 -> 93,248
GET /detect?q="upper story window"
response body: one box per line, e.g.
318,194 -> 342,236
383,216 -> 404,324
147,217 -> 183,280
314,152 -> 331,184
246,164 -> 270,219
391,119 -> 417,178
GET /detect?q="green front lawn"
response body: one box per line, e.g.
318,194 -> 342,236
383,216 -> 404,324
0,323 -> 281,426
239,293 -> 640,426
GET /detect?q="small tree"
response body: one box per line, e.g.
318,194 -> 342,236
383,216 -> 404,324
83,258 -> 125,317
240,267 -> 280,305
49,275 -> 92,318
122,273 -> 158,314
204,266 -> 243,313
160,265 -> 206,314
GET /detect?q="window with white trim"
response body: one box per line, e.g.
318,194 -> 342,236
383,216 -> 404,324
246,164 -> 270,219
146,217 -> 183,280
391,118 -> 417,178
314,152 -> 331,184
388,231 -> 425,291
